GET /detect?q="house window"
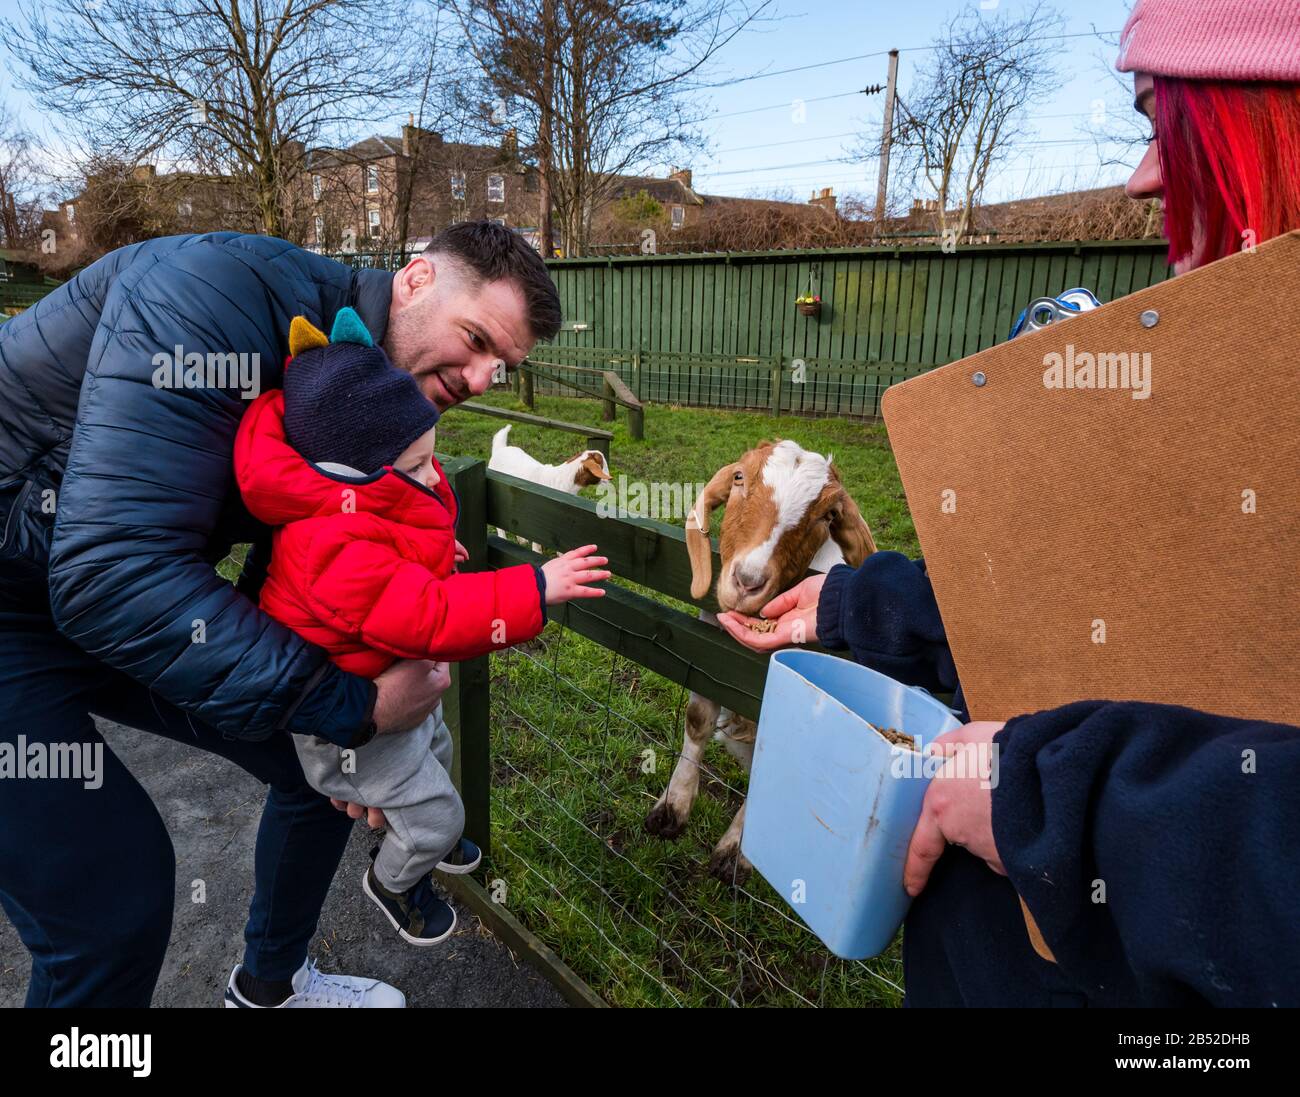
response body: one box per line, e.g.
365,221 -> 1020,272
65,204 -> 75,224
487,174 -> 505,203
671,205 -> 685,230
366,165 -> 379,193
490,217 -> 506,227
314,216 -> 324,243
450,171 -> 466,200
312,174 -> 322,201
368,209 -> 381,238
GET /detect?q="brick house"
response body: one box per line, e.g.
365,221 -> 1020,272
301,120 -> 540,253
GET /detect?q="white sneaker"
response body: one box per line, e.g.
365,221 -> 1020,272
224,958 -> 406,1008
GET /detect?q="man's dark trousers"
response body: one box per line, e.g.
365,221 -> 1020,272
0,568 -> 355,1007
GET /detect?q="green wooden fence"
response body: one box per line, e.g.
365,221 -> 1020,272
531,240 -> 1172,416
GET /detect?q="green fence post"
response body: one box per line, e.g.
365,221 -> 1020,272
601,375 -> 616,422
769,358 -> 782,417
520,366 -> 535,409
443,459 -> 491,858
632,348 -> 642,401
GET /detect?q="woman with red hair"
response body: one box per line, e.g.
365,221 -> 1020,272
1122,0 -> 1300,271
721,0 -> 1300,1007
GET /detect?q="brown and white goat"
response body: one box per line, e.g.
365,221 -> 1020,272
489,425 -> 611,550
643,439 -> 876,882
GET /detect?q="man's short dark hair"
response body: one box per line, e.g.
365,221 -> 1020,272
423,221 -> 562,341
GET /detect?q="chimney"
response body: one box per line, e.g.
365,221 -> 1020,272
502,127 -> 518,155
808,186 -> 837,215
669,166 -> 693,189
401,115 -> 442,159
131,164 -> 157,183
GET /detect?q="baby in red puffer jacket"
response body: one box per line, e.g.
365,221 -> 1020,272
234,307 -> 608,947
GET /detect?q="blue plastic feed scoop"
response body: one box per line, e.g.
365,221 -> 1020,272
742,650 -> 962,959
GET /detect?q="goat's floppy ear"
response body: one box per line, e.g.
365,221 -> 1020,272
830,483 -> 876,567
582,454 -> 611,481
686,463 -> 737,600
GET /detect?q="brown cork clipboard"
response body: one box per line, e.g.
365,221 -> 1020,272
881,230 -> 1300,726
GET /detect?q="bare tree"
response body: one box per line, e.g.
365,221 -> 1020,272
0,105 -> 47,251
883,2 -> 1066,239
444,0 -> 770,257
3,0 -> 424,239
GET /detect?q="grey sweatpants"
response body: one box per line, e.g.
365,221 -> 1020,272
293,702 -> 464,892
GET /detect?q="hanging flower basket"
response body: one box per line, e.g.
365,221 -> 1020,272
796,294 -> 822,318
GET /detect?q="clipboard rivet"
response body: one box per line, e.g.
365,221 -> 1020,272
972,371 -> 987,387
1140,309 -> 1160,328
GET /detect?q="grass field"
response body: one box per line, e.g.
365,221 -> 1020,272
433,391 -> 919,1007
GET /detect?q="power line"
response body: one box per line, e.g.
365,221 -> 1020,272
700,134 -> 1135,178
711,130 -> 859,155
707,163 -> 1130,194
708,132 -> 1129,164
708,89 -> 870,122
699,31 -> 1121,90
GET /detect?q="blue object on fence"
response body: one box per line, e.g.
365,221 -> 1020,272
1008,286 -> 1102,339
742,649 -> 962,959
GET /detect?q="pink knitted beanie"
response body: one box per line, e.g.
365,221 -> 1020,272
1116,0 -> 1300,81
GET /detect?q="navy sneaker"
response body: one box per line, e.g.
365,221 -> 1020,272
437,837 -> 482,875
361,864 -> 457,947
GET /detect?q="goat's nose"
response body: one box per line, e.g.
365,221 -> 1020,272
734,564 -> 768,593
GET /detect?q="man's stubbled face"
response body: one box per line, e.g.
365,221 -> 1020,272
384,259 -> 535,412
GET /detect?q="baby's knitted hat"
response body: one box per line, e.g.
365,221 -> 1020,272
1117,0 -> 1300,82
282,308 -> 440,475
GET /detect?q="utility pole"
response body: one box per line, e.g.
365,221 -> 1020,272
539,0 -> 556,258
875,48 -> 899,226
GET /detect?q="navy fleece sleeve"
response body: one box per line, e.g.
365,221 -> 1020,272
992,701 -> 1300,1007
815,553 -> 958,696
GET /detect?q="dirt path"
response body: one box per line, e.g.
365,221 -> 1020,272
0,720 -> 566,1009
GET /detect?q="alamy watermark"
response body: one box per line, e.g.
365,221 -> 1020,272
152,344 -> 262,400
49,1029 -> 150,1077
890,738 -> 1000,790
1,735 -> 103,789
596,475 -> 706,521
1043,343 -> 1151,400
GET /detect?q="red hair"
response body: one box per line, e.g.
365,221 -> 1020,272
1154,77 -> 1300,268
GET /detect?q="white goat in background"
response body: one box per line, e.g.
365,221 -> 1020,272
488,425 -> 611,550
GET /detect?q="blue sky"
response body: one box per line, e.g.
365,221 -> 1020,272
680,0 -> 1146,204
1,0 -> 1147,206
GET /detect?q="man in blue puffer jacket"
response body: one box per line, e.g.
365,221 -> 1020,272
0,224 -> 561,1007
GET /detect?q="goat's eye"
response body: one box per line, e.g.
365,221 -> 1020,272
733,471 -> 743,483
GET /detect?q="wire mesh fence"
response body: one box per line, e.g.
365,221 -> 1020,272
482,608 -> 906,1008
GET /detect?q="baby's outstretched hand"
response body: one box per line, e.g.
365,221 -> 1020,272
541,544 -> 611,605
